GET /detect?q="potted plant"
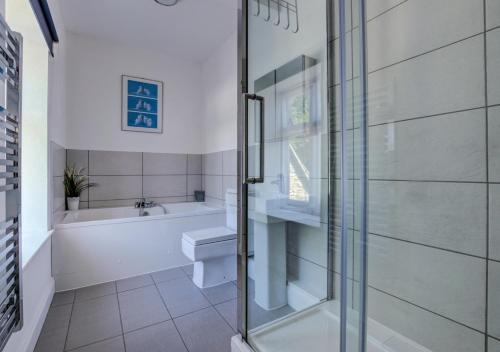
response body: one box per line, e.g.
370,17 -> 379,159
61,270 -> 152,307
63,165 -> 95,211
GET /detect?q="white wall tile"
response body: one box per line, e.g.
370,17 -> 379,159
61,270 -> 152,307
368,235 -> 486,331
367,0 -> 483,72
489,337 -> 500,351
488,260 -> 500,339
366,0 -> 405,20
222,149 -> 237,176
490,185 -> 500,261
222,176 -> 237,198
89,176 -> 142,201
143,153 -> 187,175
367,288 -> 485,352
187,175 -> 202,196
368,36 -> 485,125
187,154 -> 202,175
369,109 -> 487,181
287,223 -> 328,268
487,0 -> 500,30
203,175 -> 223,200
88,199 -> 135,208
51,142 -> 66,177
489,107 -> 500,182
143,176 -> 187,198
369,181 -> 487,256
89,151 -> 142,176
203,152 -> 223,176
287,254 -> 328,300
488,28 -> 500,106
53,176 -> 65,211
67,149 -> 89,175
148,196 -> 187,204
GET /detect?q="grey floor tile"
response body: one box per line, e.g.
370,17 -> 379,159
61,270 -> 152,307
247,279 -> 294,330
157,277 -> 211,318
70,336 -> 125,352
201,282 -> 237,305
34,304 -> 72,352
181,264 -> 193,277
124,321 -> 187,352
66,295 -> 122,350
51,290 -> 75,307
118,285 -> 171,332
116,274 -> 154,293
215,299 -> 237,332
75,282 -> 117,302
151,267 -> 186,284
174,307 -> 234,352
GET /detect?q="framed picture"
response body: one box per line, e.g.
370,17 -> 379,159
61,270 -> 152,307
122,75 -> 163,133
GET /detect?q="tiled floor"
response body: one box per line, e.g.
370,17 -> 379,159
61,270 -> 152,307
35,265 -> 237,352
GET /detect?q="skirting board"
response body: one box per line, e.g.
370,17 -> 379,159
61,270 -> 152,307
4,277 -> 54,352
287,281 -> 320,311
231,334 -> 255,352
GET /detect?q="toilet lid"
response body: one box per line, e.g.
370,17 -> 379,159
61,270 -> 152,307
183,227 -> 236,246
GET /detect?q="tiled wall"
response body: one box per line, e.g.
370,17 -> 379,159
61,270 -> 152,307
66,150 -> 203,208
330,0 -> 499,350
202,149 -> 237,206
50,141 -> 66,226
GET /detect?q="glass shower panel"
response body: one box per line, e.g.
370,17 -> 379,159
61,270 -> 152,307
243,0 -> 338,351
361,0 -> 494,351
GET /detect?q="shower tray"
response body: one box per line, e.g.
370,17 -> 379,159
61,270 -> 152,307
247,300 -> 432,352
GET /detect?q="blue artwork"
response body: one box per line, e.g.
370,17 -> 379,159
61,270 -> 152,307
122,76 -> 163,133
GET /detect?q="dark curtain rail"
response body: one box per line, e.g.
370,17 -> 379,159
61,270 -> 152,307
29,0 -> 59,56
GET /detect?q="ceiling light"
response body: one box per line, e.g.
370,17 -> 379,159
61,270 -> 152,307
154,0 -> 179,6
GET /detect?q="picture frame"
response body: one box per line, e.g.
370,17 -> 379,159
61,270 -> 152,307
121,75 -> 164,133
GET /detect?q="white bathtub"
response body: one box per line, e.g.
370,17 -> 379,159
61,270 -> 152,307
52,202 -> 226,291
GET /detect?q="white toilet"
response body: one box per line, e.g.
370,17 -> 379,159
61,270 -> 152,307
182,189 -> 237,288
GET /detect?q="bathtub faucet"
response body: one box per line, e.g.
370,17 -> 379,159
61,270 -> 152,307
135,198 -> 156,209
135,198 -> 167,216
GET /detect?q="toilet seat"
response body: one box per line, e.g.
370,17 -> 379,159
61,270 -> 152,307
183,226 -> 236,246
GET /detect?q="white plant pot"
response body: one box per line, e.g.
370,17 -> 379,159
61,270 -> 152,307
67,197 -> 80,211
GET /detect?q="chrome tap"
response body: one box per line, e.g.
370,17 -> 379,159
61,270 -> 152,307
134,198 -> 167,216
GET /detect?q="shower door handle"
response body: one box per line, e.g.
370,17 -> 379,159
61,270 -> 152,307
243,93 -> 265,184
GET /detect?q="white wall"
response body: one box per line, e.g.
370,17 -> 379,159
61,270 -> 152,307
47,0 -> 68,148
65,32 -> 204,154
201,32 -> 238,153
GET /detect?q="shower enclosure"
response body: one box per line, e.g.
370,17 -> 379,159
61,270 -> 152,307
237,0 -> 498,351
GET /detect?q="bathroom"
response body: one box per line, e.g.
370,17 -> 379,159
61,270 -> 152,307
0,0 -> 498,352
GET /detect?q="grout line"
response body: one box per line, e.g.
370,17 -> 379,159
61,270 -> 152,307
152,278 -> 191,352
366,105 -> 486,129
331,32 -> 487,89
63,300 -> 75,352
369,285 -> 487,335
114,282 -> 126,336
331,0 -> 408,40
64,334 -> 124,352
114,283 -> 128,352
368,31 -> 484,75
366,179 -> 489,184
369,232 -> 488,261
486,24 -> 500,33
483,0 -> 490,348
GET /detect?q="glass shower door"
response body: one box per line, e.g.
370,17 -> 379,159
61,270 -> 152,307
240,0 -> 345,351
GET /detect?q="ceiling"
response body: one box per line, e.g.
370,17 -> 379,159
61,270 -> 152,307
59,0 -> 238,62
